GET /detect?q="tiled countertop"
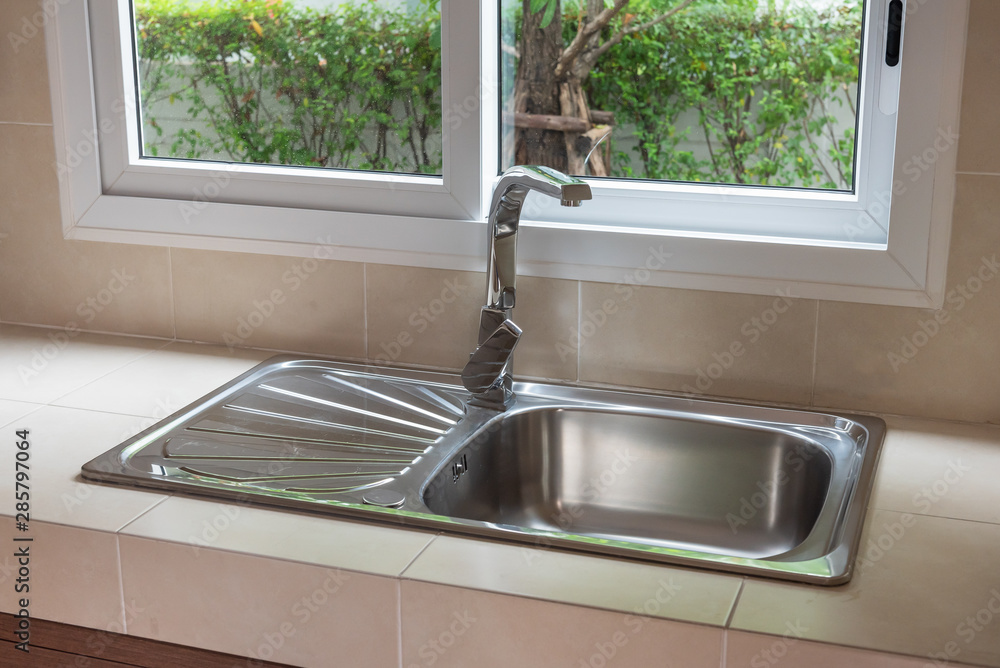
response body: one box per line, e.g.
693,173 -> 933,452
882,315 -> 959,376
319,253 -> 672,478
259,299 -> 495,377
1,323 -> 999,668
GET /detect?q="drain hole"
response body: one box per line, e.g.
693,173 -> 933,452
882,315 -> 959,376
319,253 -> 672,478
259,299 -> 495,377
362,489 -> 406,508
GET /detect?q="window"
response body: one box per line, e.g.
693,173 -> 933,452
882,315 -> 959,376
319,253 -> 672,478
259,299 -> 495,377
135,0 -> 443,175
501,0 -> 863,192
46,0 -> 967,307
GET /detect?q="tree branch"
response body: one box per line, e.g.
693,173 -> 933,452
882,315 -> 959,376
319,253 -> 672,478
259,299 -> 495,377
584,0 -> 697,70
507,111 -> 591,133
554,0 -> 629,80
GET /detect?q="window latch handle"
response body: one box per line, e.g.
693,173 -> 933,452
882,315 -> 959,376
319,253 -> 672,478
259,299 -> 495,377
885,0 -> 903,67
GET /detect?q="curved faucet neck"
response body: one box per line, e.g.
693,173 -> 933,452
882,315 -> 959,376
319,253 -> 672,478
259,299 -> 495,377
484,166 -> 592,313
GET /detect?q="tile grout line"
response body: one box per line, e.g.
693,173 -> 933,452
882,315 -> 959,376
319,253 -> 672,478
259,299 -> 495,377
724,579 -> 745,629
576,280 -> 582,382
396,579 -> 403,668
113,498 -> 172,638
0,320 -> 178,345
0,121 -> 53,127
397,533 -> 440,579
44,343 -> 170,407
363,263 -> 369,360
0,402 -> 45,430
167,247 -> 177,341
45,404 -> 173,421
114,533 -> 129,635
115,495 -> 173,535
868,507 -> 1000,528
809,301 -> 820,406
720,581 -> 745,668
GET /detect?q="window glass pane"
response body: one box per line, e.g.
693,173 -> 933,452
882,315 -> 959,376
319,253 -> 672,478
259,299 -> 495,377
134,0 -> 442,175
501,0 -> 863,191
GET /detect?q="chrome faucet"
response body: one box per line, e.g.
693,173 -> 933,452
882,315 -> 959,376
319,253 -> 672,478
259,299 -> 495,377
461,165 -> 592,410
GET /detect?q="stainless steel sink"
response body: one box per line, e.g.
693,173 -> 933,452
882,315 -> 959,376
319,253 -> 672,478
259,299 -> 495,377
82,356 -> 884,585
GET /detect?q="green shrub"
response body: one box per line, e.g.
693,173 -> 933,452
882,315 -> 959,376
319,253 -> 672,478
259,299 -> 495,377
137,0 -> 861,188
586,0 -> 862,188
137,0 -> 442,173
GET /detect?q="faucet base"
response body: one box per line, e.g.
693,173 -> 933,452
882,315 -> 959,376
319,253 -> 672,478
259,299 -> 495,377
461,310 -> 521,410
465,374 -> 515,412
467,391 -> 515,412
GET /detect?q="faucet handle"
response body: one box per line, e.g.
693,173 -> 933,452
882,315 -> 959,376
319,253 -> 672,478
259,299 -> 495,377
461,319 -> 522,395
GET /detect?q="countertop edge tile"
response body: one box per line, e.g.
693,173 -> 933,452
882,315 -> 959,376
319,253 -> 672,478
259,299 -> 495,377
401,534 -> 744,627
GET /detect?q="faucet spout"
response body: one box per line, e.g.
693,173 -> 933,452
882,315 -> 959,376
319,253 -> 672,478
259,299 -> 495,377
484,166 -> 592,312
462,166 -> 591,410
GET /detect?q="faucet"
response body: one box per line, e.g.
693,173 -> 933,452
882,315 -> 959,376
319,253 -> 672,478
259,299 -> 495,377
461,165 -> 592,410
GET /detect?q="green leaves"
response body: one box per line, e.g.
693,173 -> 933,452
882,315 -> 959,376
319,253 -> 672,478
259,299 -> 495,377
429,20 -> 441,49
136,0 -> 860,188
529,0 -> 559,29
135,0 -> 442,173
586,0 -> 861,188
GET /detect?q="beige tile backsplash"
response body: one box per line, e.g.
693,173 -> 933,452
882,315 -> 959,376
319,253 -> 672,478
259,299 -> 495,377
0,0 -> 53,124
171,247 -> 366,357
0,124 -> 175,337
365,264 -> 481,370
577,281 -> 817,405
956,0 -> 1000,175
2,1 -> 1000,423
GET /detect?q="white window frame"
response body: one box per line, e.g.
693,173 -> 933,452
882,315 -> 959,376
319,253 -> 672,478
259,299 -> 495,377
46,0 -> 968,308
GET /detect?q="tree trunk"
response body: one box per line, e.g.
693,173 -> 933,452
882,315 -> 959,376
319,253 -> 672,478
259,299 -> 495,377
560,0 -> 610,176
513,0 -> 567,170
513,0 -> 610,176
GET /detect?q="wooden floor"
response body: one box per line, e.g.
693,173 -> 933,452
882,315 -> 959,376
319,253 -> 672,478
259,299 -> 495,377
0,613 -> 291,667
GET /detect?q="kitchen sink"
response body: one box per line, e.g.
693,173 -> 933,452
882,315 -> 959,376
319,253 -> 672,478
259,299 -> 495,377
82,356 -> 884,585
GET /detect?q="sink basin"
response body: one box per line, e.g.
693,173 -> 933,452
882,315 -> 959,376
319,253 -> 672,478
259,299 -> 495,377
424,407 -> 834,561
82,356 -> 884,585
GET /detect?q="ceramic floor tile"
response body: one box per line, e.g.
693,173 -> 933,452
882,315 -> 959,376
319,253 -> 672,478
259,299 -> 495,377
121,496 -> 435,577
52,341 -> 272,418
0,519 -> 124,631
0,398 -> 43,429
871,417 -> 1000,525
401,579 -> 723,668
119,535 -> 398,667
403,535 -> 742,626
0,324 -> 166,404
731,509 -> 1000,667
0,405 -> 167,531
726,630 -> 936,668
